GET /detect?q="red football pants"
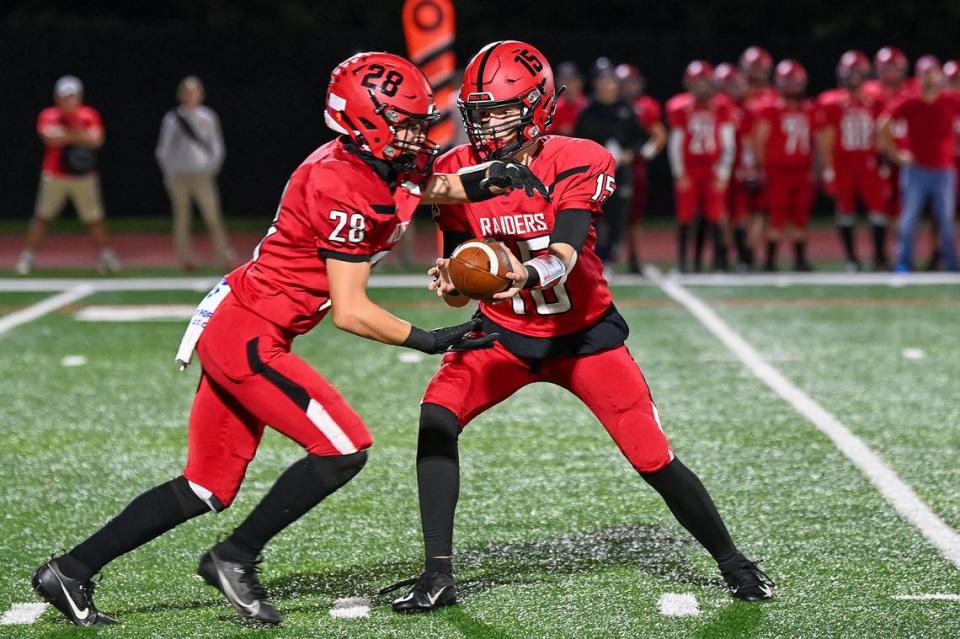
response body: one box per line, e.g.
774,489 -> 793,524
422,342 -> 675,473
182,296 -> 370,508
767,167 -> 815,230
834,159 -> 888,215
675,165 -> 727,224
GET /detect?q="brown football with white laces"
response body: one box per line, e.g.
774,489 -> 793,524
448,238 -> 513,300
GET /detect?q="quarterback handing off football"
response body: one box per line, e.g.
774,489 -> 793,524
448,237 -> 513,299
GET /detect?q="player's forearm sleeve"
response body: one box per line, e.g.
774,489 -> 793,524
442,230 -> 472,259
668,129 -> 685,178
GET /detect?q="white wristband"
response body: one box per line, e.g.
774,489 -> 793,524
640,140 -> 659,161
524,254 -> 566,289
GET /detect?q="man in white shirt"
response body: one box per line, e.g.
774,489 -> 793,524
156,76 -> 234,271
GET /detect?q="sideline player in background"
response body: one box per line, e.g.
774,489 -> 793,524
15,76 -> 119,276
815,51 -> 891,271
754,60 -> 816,272
617,63 -> 667,272
31,52 -> 549,627
667,61 -> 735,272
383,40 -> 774,613
715,62 -> 757,271
552,61 -> 588,136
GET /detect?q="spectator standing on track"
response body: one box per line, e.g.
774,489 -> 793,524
16,76 -> 119,276
156,76 -> 233,272
878,56 -> 960,273
575,62 -> 645,269
617,63 -> 667,273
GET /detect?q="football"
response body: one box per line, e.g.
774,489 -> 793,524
448,237 -> 513,299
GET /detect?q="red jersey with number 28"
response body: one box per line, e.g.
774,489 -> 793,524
227,138 -> 421,334
434,136 -> 616,338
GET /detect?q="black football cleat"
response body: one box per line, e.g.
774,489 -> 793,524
31,557 -> 118,626
383,571 -> 457,613
720,554 -> 775,601
197,550 -> 281,624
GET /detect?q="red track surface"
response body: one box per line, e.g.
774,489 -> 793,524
0,225 -> 950,270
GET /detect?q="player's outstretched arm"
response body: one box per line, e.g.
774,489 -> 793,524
327,258 -> 495,352
491,209 -> 590,301
422,161 -> 550,204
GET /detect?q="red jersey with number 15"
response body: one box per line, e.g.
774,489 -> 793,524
227,138 -> 421,334
434,136 -> 616,338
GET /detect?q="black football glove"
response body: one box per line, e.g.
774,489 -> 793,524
403,318 -> 499,354
481,161 -> 551,200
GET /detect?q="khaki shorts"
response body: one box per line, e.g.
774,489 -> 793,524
35,173 -> 105,224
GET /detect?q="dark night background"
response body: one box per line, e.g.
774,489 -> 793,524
3,0 -> 960,223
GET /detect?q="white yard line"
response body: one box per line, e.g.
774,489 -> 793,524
646,265 -> 960,572
1,271 -> 960,293
657,593 -> 700,617
0,284 -> 95,336
893,594 -> 960,601
0,603 -> 48,625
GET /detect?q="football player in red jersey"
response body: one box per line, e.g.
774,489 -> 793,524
551,61 -> 588,136
815,51 -> 891,271
383,40 -> 773,613
755,60 -> 816,271
617,63 -> 668,272
666,61 -> 736,272
715,63 -> 759,270
31,52 -> 551,627
740,46 -> 778,106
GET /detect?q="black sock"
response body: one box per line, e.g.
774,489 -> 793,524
871,223 -> 888,265
793,241 -> 807,267
220,451 -> 368,561
417,403 -> 461,576
765,240 -> 778,270
693,218 -> 706,271
67,476 -> 210,579
677,224 -> 690,270
709,223 -> 727,270
733,227 -> 749,265
839,225 -> 857,262
641,458 -> 737,562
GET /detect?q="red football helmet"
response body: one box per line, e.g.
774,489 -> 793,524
683,60 -> 714,100
837,50 -> 871,87
913,55 -> 941,78
616,63 -> 646,98
714,62 -> 746,97
739,46 -> 773,82
325,52 -> 440,179
944,60 -> 960,84
775,59 -> 808,97
875,47 -> 908,85
458,40 -> 559,160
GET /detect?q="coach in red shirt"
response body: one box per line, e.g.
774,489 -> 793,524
878,56 -> 960,272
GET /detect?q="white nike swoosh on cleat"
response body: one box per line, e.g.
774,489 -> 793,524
54,571 -> 90,621
426,586 -> 448,606
760,584 -> 774,597
213,560 -> 261,615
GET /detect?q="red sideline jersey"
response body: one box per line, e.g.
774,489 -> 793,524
756,97 -> 815,169
666,93 -> 733,168
227,138 -> 421,334
434,136 -> 616,338
634,95 -> 663,131
814,88 -> 883,163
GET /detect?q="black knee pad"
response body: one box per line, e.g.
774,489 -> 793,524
418,403 -> 461,461
304,450 -> 368,492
